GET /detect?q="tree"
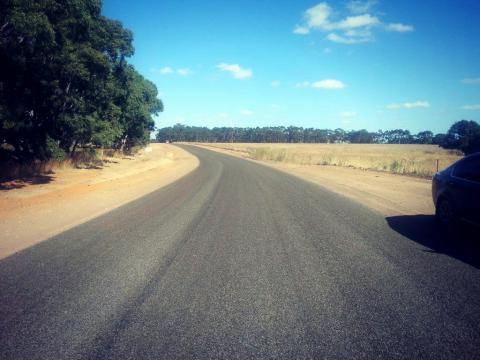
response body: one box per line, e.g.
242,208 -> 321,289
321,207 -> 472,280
115,65 -> 163,150
440,120 -> 480,155
285,126 -> 303,143
347,129 -> 374,143
0,0 -> 161,162
155,123 -> 477,150
414,131 -> 434,144
433,133 -> 447,145
382,129 -> 413,144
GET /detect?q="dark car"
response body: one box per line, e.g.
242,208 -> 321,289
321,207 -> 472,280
432,152 -> 480,226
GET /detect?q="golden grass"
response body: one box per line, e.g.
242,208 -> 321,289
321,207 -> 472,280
0,148 -> 128,181
201,143 -> 462,177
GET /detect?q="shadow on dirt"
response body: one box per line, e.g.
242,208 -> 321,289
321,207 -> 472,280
386,214 -> 480,269
0,174 -> 54,191
102,159 -> 119,164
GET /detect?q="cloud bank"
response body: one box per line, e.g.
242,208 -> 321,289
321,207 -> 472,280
293,1 -> 414,44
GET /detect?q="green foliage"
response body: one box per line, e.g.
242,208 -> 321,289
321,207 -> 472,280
0,0 -> 162,163
45,136 -> 66,161
439,120 -> 480,155
415,131 -> 434,144
115,66 -> 162,150
348,129 -> 375,144
156,125 -> 447,145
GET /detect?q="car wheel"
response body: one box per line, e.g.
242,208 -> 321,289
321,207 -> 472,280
435,198 -> 456,226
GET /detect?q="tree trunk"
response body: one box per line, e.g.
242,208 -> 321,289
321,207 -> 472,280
119,135 -> 128,153
70,140 -> 78,157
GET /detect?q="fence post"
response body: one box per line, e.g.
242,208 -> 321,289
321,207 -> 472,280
436,159 -> 439,173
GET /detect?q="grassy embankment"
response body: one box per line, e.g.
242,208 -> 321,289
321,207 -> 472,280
201,143 -> 462,178
0,146 -> 144,181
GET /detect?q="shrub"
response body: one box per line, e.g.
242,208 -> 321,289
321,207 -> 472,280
46,137 -> 66,161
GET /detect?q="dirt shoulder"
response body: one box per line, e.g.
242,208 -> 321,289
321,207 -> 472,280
195,144 -> 434,217
0,144 -> 198,259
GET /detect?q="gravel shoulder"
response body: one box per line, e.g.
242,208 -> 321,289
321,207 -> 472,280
0,144 -> 198,259
195,143 -> 434,217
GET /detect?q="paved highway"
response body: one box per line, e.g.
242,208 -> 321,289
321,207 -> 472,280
1,145 -> 479,359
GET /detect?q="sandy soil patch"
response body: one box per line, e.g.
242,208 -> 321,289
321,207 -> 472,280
195,144 -> 433,217
0,144 -> 198,259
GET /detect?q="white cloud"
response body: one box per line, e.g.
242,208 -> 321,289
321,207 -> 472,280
346,0 -> 377,14
217,63 -> 252,79
271,81 -> 281,87
302,2 -> 379,31
461,78 -> 480,85
295,2 -> 413,44
336,14 -> 380,29
154,67 -> 193,76
304,3 -> 380,31
323,47 -> 332,53
387,101 -> 430,109
387,103 -> 402,109
344,28 -> 373,37
327,33 -> 371,44
293,26 -> 310,35
386,23 -> 414,32
312,79 -> 345,90
305,3 -> 333,30
462,104 -> 480,110
295,81 -> 311,88
295,79 -> 345,89
159,66 -> 174,74
177,68 -> 192,76
403,101 -> 430,109
240,109 -> 254,116
338,111 -> 357,117
312,79 -> 346,89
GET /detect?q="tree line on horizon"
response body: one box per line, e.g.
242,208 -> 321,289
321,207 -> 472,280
156,120 -> 480,155
0,0 -> 162,163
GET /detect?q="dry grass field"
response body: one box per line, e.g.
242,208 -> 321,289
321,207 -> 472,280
200,143 -> 462,178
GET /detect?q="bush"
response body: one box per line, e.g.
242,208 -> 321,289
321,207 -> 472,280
440,120 -> 480,155
45,137 -> 67,161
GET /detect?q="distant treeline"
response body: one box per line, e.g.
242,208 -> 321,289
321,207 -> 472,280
0,0 -> 162,163
156,120 -> 480,155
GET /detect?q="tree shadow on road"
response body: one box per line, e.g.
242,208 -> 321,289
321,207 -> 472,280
386,215 -> 480,269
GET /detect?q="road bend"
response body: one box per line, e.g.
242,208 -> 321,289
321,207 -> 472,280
1,145 -> 479,359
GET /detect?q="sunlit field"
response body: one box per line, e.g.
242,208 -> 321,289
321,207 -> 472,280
200,143 -> 463,178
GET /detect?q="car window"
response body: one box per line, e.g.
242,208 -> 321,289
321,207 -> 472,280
453,156 -> 480,182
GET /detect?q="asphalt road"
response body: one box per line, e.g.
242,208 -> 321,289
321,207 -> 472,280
1,145 -> 480,359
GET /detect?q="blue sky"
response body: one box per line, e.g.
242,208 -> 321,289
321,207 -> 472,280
103,0 -> 480,134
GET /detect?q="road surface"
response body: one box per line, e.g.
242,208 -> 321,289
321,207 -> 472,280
1,145 -> 479,359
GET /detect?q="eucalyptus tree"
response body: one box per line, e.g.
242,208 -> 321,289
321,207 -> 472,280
0,0 -> 161,161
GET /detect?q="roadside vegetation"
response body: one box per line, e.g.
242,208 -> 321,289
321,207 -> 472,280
0,146 -> 143,182
157,120 -> 480,155
0,0 -> 162,179
157,120 -> 480,177
200,143 -> 462,178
